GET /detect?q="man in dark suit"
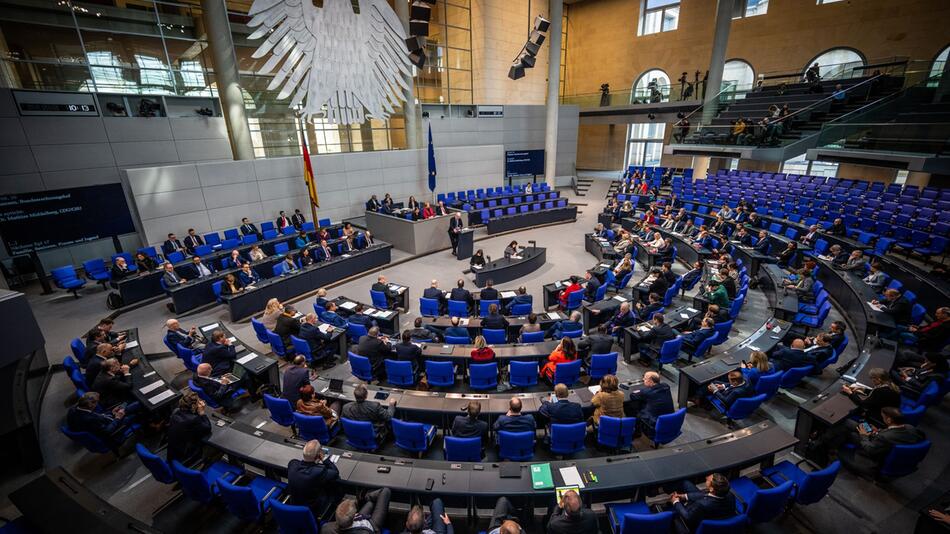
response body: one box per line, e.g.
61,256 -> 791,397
444,317 -> 470,340
340,384 -> 396,442
448,212 -> 464,254
546,490 -> 598,534
492,397 -> 536,442
274,305 -> 302,351
633,313 -> 676,363
667,473 -> 738,533
606,301 -> 638,341
480,279 -> 500,303
660,262 -> 678,287
577,324 -> 615,364
291,209 -> 307,229
449,278 -> 474,314
422,279 -> 446,314
275,210 -> 291,230
282,356 -> 312,406
371,275 -> 400,309
193,363 -> 240,411
288,439 -> 341,517
481,303 -> 509,332
320,302 -> 348,328
66,392 -> 131,450
545,311 -> 583,340
538,384 -> 584,426
408,317 -> 440,342
166,390 -> 213,465
451,401 -> 489,442
162,233 -> 185,256
504,286 -> 533,315
240,217 -> 260,238
732,227 -> 753,246
366,195 -> 381,212
635,292 -> 665,322
707,370 -> 754,409
355,326 -> 395,379
839,406 -> 927,476
805,333 -> 836,367
185,255 -> 215,279
643,268 -> 669,304
874,288 -> 913,326
183,228 -> 204,255
628,371 -> 675,438
771,338 -> 810,371
299,313 -> 333,365
681,318 -> 716,355
165,318 -> 204,350
393,330 -> 424,378
583,270 -> 601,302
202,330 -> 236,377
346,304 -> 374,330
316,239 -> 335,261
92,358 -> 134,409
753,230 -> 771,254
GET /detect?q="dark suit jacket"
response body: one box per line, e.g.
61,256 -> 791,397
111,265 -> 133,280
449,216 -> 464,234
772,346 -> 809,371
639,302 -> 664,321
393,342 -> 422,374
184,234 -> 204,253
608,311 -> 638,332
449,287 -> 473,307
444,326 -> 470,339
714,380 -> 754,408
292,213 -> 306,228
162,270 -> 184,288
282,366 -> 311,405
288,459 -> 340,514
341,400 -> 394,438
240,223 -> 259,236
882,296 -> 913,325
66,406 -> 122,440
371,282 -> 399,305
753,238 -> 770,254
298,323 -> 330,353
422,287 -> 445,303
481,313 -> 509,331
480,287 -> 500,302
647,277 -> 669,298
202,342 -> 236,376
855,424 -> 926,465
681,327 -> 715,350
321,311 -> 347,328
584,277 -> 601,301
194,374 -> 235,405
275,314 -> 301,347
806,345 -> 835,366
166,328 -> 197,349
578,333 -> 615,356
366,198 -> 381,211
493,413 -> 536,434
539,399 -> 584,425
674,492 -> 738,532
185,262 -> 215,279
639,323 -> 676,352
630,382 -> 675,429
162,239 -> 184,256
505,294 -> 533,314
238,269 -> 261,285
451,415 -> 488,439
166,409 -> 212,465
546,506 -> 599,534
355,336 -> 394,372
92,372 -> 134,408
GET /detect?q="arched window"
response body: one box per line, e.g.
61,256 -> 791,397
722,60 -> 755,90
632,69 -> 670,103
930,45 -> 949,78
805,48 -> 865,80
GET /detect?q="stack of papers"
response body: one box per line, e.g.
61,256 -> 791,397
124,340 -> 139,349
237,352 -> 258,365
201,323 -> 220,332
318,324 -> 334,334
500,291 -> 517,299
340,301 -> 358,310
558,466 -> 586,489
613,295 -> 627,302
148,389 -> 176,405
139,381 -> 163,394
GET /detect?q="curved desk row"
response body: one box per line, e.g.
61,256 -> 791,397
486,206 -> 577,235
814,259 -> 894,351
330,294 -> 402,335
220,243 -> 393,321
205,416 -> 795,510
474,247 -> 546,287
418,311 -> 562,340
119,328 -> 181,412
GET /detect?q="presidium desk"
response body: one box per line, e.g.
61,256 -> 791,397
365,210 -> 469,255
473,246 -> 546,288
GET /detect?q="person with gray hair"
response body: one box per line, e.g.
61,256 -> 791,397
545,488 -> 598,534
322,486 -> 392,534
355,326 -> 394,380
288,439 -> 341,518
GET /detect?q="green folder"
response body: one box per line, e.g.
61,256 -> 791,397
530,463 -> 554,490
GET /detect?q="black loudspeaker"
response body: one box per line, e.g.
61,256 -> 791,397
524,41 -> 541,57
410,19 -> 430,37
534,15 -> 550,32
406,36 -> 425,53
520,54 -> 536,68
508,64 -> 525,80
409,50 -> 427,68
410,1 -> 431,21
529,30 -> 546,46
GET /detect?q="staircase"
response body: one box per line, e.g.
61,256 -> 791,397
574,176 -> 594,197
606,180 -> 621,198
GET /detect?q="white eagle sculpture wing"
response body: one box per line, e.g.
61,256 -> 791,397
247,0 -> 412,125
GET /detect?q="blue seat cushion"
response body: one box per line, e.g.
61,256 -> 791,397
205,461 -> 243,487
761,460 -> 805,488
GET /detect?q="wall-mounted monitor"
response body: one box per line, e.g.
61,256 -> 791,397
505,149 -> 545,178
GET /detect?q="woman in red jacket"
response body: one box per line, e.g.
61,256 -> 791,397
421,202 -> 435,219
558,276 -> 583,309
470,335 -> 495,363
541,337 -> 578,382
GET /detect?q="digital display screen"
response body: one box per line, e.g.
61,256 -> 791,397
505,150 -> 545,177
0,184 -> 136,256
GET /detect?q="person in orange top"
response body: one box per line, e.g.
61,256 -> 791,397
558,276 -> 583,309
470,335 -> 495,363
541,337 -> 578,383
421,202 -> 435,219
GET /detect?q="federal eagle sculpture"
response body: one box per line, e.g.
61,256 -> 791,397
247,0 -> 413,124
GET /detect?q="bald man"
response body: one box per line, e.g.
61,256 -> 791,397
422,278 -> 446,314
164,318 -> 204,350
193,362 -> 239,411
771,338 -> 809,372
629,371 -> 675,439
287,439 -> 340,516
371,274 -> 399,309
546,489 -> 598,534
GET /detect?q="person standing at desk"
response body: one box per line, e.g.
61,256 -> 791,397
183,229 -> 204,255
240,217 -> 260,238
504,240 -> 521,259
202,330 -> 237,377
448,212 -> 464,254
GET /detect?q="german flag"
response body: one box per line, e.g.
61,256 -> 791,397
302,139 -> 319,208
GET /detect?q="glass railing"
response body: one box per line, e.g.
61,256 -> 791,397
560,81 -> 709,108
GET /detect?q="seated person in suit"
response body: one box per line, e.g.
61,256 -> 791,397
605,302 -> 638,340
162,261 -> 186,288
583,270 -> 601,301
546,489 -> 598,534
366,194 -> 381,212
771,338 -> 810,371
238,263 -> 261,286
632,313 -> 676,363
66,392 -> 132,451
134,252 -> 157,272
225,249 -> 247,270
298,313 -> 333,364
629,371 -> 675,438
315,288 -> 331,311
355,326 -> 395,379
219,273 -> 245,296
275,305 -> 302,351
863,262 -> 888,291
470,249 -> 486,271
635,292 -> 664,321
706,369 -> 754,410
408,316 -> 440,342
296,385 -> 341,426
539,383 -> 584,426
371,275 -> 400,309
165,318 -> 205,351
752,230 -> 771,254
872,288 -> 914,327
545,311 -> 583,340
299,247 -> 316,267
740,350 -> 774,385
504,286 -> 533,315
444,316 -> 470,340
899,306 -> 949,353
240,217 -> 260,238
183,229 -> 204,255
449,279 -> 474,314
202,330 -> 237,377
664,473 -> 738,533
340,384 -> 396,442
518,313 -> 541,342
577,323 -> 615,364
837,406 -> 927,477
92,358 -> 134,409
110,256 -> 133,281
316,239 -> 335,261
166,390 -> 212,466
451,401 -> 489,444
248,245 -> 266,262
193,362 -> 241,411
481,303 -> 509,332
806,333 -> 836,367
323,489 -> 392,534
422,279 -> 446,314
282,356 -> 312,405
347,304 -> 375,330
480,279 -> 500,302
839,250 -> 867,272
680,260 -> 703,291
187,255 -> 215,279
320,302 -> 349,328
732,227 -> 753,246
825,217 -> 847,236
680,317 -> 716,354
492,397 -> 536,442
894,352 -> 948,399
162,233 -> 185,256
288,439 -> 341,518
393,330 -> 423,378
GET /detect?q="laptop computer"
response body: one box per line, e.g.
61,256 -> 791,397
328,378 -> 344,393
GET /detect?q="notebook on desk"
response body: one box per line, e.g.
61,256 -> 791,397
500,463 -> 522,478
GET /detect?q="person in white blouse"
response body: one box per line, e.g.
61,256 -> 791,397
648,232 -> 665,248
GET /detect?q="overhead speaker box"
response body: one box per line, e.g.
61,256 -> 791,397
410,1 -> 432,21
409,50 -> 427,68
519,54 -> 536,68
524,41 -> 541,57
534,15 -> 550,33
529,30 -> 546,46
410,19 -> 430,37
508,64 -> 525,80
406,36 -> 425,53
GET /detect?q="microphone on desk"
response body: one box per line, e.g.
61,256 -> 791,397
528,240 -> 537,250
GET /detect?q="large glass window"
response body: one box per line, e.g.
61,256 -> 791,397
806,48 -> 865,80
931,45 -> 949,78
782,154 -> 839,177
639,0 -> 679,36
632,69 -> 670,103
734,0 -> 768,18
626,122 -> 667,168
722,60 -> 755,91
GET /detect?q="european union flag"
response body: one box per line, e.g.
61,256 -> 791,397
427,123 -> 437,192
